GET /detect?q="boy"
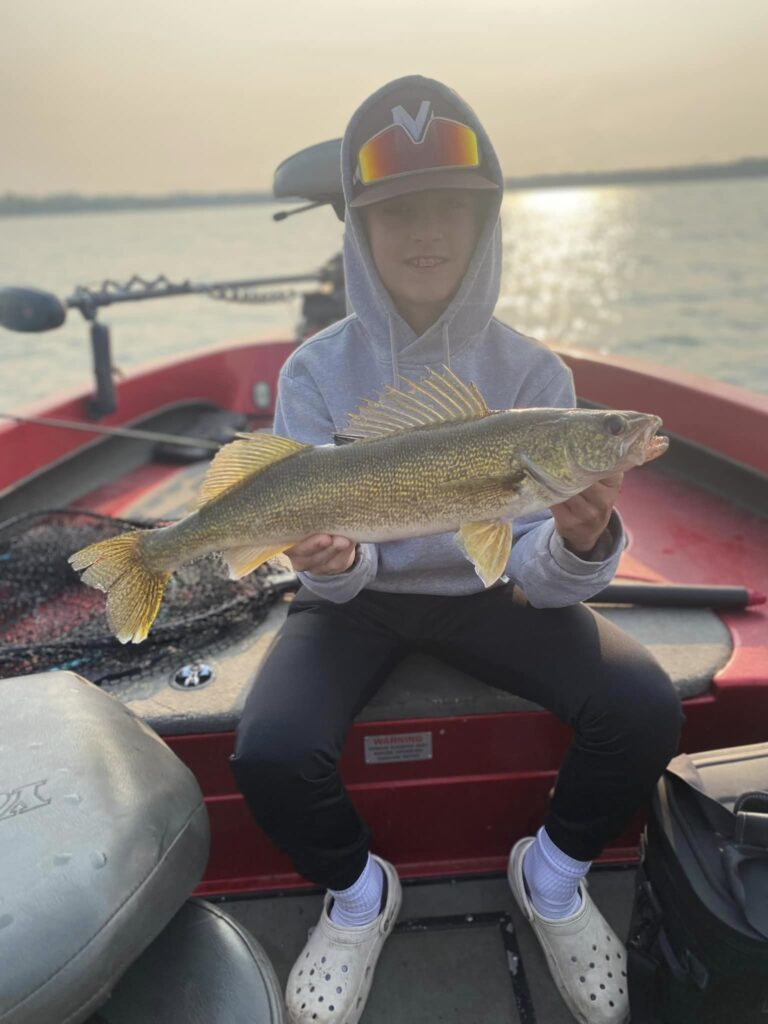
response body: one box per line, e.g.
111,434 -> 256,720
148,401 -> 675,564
230,75 -> 682,1024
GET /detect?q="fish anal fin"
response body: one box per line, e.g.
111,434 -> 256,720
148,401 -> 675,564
456,519 -> 513,588
222,542 -> 290,580
342,367 -> 492,442
195,433 -> 309,510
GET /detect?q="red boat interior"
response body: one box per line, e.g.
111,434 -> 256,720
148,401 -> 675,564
2,338 -> 766,900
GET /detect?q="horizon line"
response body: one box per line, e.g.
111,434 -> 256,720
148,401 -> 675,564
2,155 -> 766,203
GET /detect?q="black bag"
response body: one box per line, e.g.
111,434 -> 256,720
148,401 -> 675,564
627,743 -> 768,1023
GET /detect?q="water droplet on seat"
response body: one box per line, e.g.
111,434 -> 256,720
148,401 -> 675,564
90,851 -> 107,868
53,853 -> 72,866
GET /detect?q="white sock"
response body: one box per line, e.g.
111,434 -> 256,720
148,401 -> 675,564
522,826 -> 591,920
329,854 -> 384,928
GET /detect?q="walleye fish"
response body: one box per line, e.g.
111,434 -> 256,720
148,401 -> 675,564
69,368 -> 668,643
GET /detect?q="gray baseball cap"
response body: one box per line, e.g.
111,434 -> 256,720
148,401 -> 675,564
348,83 -> 499,208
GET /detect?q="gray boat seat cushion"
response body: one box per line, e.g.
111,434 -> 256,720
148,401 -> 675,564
92,899 -> 285,1024
0,672 -> 210,1024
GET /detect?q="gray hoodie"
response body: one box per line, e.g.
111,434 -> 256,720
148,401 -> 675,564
273,74 -> 624,605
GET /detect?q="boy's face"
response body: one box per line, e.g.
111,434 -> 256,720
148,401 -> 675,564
362,188 -> 483,334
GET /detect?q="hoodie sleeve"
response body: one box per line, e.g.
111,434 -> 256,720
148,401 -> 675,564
273,367 -> 378,603
505,362 -> 627,608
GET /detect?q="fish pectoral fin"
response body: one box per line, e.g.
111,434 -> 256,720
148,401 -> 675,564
221,542 -> 290,580
194,433 -> 310,510
456,519 -> 513,588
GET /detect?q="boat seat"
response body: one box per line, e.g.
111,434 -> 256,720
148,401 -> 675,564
101,595 -> 731,737
89,898 -> 285,1024
0,672 -> 270,1024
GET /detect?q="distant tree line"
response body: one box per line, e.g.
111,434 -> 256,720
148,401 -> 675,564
504,156 -> 768,191
1,158 -> 766,217
0,190 -> 274,217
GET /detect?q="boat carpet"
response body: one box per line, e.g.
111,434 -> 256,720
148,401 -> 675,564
219,866 -> 636,1024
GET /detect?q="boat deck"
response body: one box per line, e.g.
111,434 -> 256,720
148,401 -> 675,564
219,867 -> 635,1024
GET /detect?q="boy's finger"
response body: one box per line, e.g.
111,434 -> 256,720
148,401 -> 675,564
287,534 -> 332,558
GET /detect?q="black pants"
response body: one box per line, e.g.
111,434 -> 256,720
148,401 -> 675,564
230,585 -> 683,891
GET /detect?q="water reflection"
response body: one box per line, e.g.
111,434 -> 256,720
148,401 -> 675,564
499,187 -> 638,350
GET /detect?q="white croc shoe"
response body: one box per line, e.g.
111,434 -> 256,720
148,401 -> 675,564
508,837 -> 629,1024
285,855 -> 402,1024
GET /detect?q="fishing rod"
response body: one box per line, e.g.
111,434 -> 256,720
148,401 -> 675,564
0,411 -> 222,450
589,581 -> 765,609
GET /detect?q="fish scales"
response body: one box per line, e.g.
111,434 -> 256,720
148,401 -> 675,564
193,413 -> 549,548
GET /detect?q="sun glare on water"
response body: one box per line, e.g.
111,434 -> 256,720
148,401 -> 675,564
498,186 -> 638,352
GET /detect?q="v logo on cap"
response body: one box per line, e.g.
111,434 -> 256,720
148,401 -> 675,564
391,101 -> 433,144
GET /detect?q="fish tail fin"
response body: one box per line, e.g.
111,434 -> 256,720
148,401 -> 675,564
68,532 -> 171,644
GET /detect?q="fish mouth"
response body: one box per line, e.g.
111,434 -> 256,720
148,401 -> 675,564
622,414 -> 668,466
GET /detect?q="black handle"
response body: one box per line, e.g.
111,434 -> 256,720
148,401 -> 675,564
588,582 -> 761,609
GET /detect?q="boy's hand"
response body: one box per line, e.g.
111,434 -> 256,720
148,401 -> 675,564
550,473 -> 623,556
285,534 -> 358,575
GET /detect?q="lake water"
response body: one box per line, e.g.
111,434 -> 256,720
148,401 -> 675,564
1,178 -> 766,412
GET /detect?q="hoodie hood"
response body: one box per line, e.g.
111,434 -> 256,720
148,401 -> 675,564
340,75 -> 505,380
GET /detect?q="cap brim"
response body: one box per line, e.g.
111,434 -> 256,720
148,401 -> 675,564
348,169 -> 500,208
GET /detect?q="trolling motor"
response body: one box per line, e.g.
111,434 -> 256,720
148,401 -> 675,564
0,259 -> 345,420
0,137 -> 350,420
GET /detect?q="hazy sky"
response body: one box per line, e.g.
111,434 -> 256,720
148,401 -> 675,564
2,0 -> 766,196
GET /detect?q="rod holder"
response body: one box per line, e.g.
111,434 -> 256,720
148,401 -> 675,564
86,320 -> 117,419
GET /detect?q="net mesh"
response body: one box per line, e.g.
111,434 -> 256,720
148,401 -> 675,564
0,509 -> 294,684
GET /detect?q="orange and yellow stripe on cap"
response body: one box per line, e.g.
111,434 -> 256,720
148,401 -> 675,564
358,118 -> 480,185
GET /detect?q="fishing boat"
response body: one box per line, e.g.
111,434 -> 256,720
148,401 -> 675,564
1,141 -> 767,1024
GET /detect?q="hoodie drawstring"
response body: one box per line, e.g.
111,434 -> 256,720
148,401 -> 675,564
388,317 -> 452,387
389,316 -> 399,387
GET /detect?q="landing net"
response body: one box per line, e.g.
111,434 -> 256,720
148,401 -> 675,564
0,509 -> 294,684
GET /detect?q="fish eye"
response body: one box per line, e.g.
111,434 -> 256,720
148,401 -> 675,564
603,414 -> 625,436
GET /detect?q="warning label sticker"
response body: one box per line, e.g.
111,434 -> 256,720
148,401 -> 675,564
364,731 -> 433,764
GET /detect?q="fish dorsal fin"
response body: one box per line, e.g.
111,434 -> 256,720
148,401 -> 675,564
194,432 -> 309,510
342,366 -> 490,441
